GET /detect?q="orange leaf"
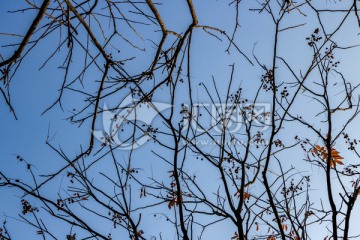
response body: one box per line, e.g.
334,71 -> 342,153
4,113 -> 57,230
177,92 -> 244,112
314,145 -> 344,168
168,200 -> 175,209
313,148 -> 318,154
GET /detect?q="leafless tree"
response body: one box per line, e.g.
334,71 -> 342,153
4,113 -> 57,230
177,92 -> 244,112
1,1 -> 360,239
